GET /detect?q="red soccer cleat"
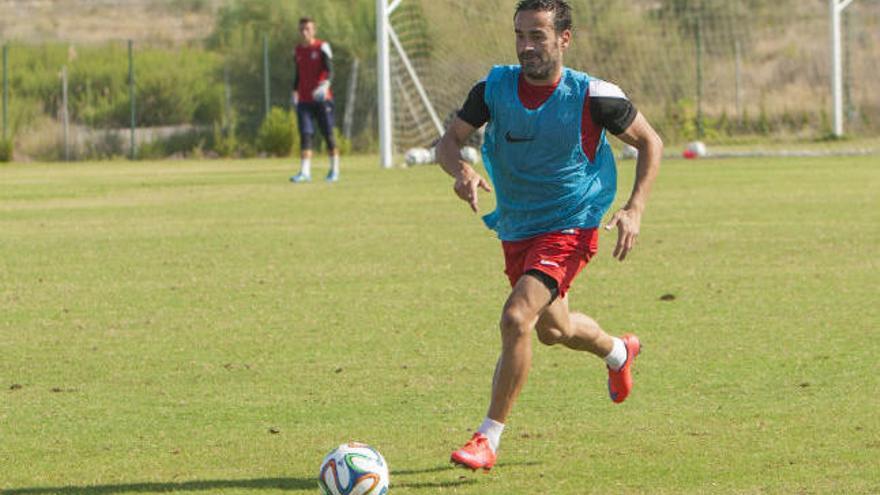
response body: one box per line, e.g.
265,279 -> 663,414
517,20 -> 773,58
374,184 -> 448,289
450,433 -> 496,471
607,333 -> 641,404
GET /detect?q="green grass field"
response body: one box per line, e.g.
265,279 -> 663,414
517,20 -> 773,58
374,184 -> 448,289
1,154 -> 878,494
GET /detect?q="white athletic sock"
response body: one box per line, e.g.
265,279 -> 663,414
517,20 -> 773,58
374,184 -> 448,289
604,337 -> 627,371
477,417 -> 505,453
300,157 -> 312,177
329,154 -> 340,175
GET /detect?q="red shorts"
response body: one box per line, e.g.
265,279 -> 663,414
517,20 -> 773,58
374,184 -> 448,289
502,228 -> 599,298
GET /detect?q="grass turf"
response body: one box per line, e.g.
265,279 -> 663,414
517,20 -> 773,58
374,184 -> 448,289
1,154 -> 878,494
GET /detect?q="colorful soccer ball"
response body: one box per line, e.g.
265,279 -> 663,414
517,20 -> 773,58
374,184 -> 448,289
318,442 -> 390,495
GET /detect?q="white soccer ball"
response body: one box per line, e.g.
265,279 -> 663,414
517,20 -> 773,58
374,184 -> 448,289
686,140 -> 707,158
460,146 -> 480,164
621,144 -> 638,160
404,147 -> 433,166
318,442 -> 390,495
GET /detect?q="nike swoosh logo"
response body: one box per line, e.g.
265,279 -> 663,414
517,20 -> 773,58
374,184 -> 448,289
505,131 -> 534,143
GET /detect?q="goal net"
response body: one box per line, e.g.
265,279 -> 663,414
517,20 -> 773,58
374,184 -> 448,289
383,0 -> 880,157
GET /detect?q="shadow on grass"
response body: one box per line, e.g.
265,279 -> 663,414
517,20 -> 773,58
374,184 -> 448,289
393,478 -> 477,489
1,477 -> 315,494
3,462 -> 542,494
392,459 -> 541,476
390,460 -> 542,490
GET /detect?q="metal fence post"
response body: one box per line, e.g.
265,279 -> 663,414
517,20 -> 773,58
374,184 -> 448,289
62,66 -> 69,161
343,58 -> 360,140
2,44 -> 8,140
695,7 -> 704,139
129,39 -> 136,160
263,34 -> 270,118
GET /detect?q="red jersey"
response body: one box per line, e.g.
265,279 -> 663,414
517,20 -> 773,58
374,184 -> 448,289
294,39 -> 333,103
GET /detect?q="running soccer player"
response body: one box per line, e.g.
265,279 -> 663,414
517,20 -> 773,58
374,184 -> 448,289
290,16 -> 340,183
435,0 -> 663,471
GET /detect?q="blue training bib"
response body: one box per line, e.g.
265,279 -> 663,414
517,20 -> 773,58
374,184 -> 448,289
481,65 -> 617,241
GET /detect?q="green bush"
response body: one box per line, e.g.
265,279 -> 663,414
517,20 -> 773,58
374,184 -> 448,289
256,107 -> 295,156
0,137 -> 12,162
212,122 -> 240,158
6,43 -> 224,129
136,129 -> 212,160
82,131 -> 126,161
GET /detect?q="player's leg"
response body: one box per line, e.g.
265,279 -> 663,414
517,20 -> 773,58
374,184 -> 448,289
451,272 -> 551,471
291,103 -> 316,182
488,273 -> 550,422
534,295 -> 613,355
534,291 -> 641,404
315,101 -> 339,182
527,227 -> 642,404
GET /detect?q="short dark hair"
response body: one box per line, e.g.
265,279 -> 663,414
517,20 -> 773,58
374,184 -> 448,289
299,17 -> 314,25
514,0 -> 573,33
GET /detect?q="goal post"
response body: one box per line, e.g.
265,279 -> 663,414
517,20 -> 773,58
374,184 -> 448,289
376,0 -> 393,168
376,0 -> 447,168
830,0 -> 856,137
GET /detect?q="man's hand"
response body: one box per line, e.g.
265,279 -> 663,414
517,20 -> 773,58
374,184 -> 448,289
604,207 -> 642,261
607,111 -> 662,262
453,165 -> 492,213
312,81 -> 330,102
436,117 -> 487,213
290,91 -> 299,107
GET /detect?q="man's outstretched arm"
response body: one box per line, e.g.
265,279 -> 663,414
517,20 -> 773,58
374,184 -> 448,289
435,117 -> 492,213
605,111 -> 663,261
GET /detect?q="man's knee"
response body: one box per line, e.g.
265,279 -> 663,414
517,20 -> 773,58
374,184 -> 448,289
300,133 -> 314,152
499,305 -> 533,340
323,131 -> 337,151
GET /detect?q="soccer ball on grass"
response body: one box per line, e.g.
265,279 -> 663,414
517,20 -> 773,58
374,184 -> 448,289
404,147 -> 434,166
683,140 -> 707,159
459,145 -> 480,165
318,442 -> 390,495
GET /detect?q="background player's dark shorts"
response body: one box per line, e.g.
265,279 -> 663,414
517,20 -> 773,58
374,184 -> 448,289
296,101 -> 336,151
502,228 -> 599,298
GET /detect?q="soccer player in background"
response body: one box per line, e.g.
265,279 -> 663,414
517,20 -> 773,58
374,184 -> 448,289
435,0 -> 663,471
290,16 -> 340,183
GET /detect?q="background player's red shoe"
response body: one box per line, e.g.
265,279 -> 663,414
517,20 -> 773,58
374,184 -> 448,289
608,333 -> 641,403
450,433 -> 496,471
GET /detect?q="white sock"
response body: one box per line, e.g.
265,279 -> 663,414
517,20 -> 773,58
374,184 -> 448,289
329,154 -> 340,175
477,417 -> 505,453
300,157 -> 311,177
604,337 -> 627,371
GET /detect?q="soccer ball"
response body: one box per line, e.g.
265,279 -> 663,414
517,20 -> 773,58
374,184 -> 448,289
318,442 -> 390,495
683,140 -> 707,159
620,144 -> 639,160
460,145 -> 480,164
404,147 -> 434,166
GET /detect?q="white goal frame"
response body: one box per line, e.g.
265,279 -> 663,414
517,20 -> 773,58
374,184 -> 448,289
376,0 -> 445,168
829,0 -> 856,137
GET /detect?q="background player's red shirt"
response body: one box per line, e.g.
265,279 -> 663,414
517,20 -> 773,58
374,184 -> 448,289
294,39 -> 333,103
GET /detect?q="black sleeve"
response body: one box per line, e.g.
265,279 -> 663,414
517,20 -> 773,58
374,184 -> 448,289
456,81 -> 490,128
588,82 -> 638,135
321,47 -> 333,83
